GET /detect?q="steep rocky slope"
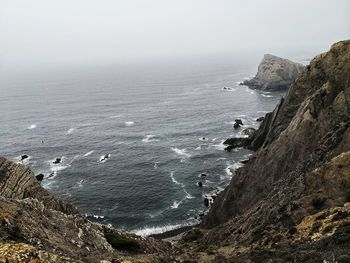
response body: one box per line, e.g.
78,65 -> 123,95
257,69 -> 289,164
242,54 -> 305,91
1,40 -> 349,262
196,40 -> 350,261
0,158 -> 171,262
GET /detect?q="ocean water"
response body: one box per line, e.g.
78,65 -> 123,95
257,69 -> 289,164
0,58 -> 284,235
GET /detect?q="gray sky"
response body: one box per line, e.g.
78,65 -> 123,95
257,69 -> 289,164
0,0 -> 349,69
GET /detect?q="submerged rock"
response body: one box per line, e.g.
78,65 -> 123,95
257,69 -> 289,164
20,155 -> 29,161
53,158 -> 61,164
35,173 -> 44,181
241,54 -> 305,91
241,127 -> 256,137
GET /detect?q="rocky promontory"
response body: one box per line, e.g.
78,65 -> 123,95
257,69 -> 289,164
241,54 -> 305,91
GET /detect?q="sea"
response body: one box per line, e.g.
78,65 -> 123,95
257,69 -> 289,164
0,57 -> 286,235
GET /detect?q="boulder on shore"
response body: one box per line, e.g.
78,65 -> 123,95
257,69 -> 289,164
241,54 -> 304,91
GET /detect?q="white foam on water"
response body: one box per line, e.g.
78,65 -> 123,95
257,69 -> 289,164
132,221 -> 197,236
170,171 -> 194,206
99,154 -> 111,163
16,155 -> 31,164
225,162 -> 244,176
142,134 -> 159,143
154,162 -> 159,169
67,128 -> 75,134
28,124 -> 37,130
171,147 -> 191,158
83,150 -> 94,157
261,94 -> 274,98
170,171 -> 183,186
125,121 -> 135,126
109,114 -> 121,119
211,140 -> 226,151
170,200 -> 182,209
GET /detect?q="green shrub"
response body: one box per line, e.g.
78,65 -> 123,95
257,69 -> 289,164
104,230 -> 140,251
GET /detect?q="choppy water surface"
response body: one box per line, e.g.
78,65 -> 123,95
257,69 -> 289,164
0,59 -> 284,235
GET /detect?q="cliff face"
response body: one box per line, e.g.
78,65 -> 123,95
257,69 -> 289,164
1,40 -> 350,262
0,157 -> 78,215
196,40 -> 350,260
242,54 -> 305,91
0,157 -> 170,262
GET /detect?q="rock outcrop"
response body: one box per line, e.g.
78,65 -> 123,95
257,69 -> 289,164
0,157 -> 171,262
1,40 -> 350,262
198,40 -> 350,261
242,54 -> 305,91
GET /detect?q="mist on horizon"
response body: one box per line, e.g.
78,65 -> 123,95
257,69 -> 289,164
0,0 -> 349,72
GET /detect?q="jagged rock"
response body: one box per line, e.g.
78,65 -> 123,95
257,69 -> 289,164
0,157 -> 77,214
204,198 -> 210,207
241,128 -> 256,137
197,182 -> 203,187
241,54 -> 305,91
224,138 -> 251,151
224,128 -> 256,151
203,39 -> 350,246
256,116 -> 265,122
0,157 -> 171,262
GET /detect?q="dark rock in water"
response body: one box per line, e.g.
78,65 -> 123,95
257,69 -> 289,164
223,137 -> 252,151
100,154 -> 110,162
235,119 -> 243,125
256,116 -> 265,122
240,159 -> 250,164
20,155 -> 29,161
240,54 -> 305,91
204,198 -> 210,207
35,174 -> 44,181
53,158 -> 61,164
197,182 -> 203,187
233,123 -> 241,129
200,173 -> 207,178
242,128 -> 256,138
233,119 -> 243,129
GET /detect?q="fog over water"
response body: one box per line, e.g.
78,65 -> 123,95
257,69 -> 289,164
0,0 -> 349,72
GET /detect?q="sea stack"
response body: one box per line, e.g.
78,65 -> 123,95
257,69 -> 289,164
241,54 -> 305,91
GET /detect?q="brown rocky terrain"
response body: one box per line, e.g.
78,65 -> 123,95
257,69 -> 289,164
0,40 -> 349,262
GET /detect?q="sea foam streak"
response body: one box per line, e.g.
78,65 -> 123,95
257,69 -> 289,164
170,171 -> 194,209
171,148 -> 191,158
67,128 -> 75,134
28,124 -> 37,129
125,121 -> 135,126
133,221 -> 197,236
83,150 -> 94,157
142,135 -> 159,143
225,162 -> 244,176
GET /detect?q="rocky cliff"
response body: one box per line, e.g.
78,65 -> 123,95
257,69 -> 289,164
0,157 -> 171,262
197,40 -> 350,261
242,54 -> 305,91
1,40 -> 350,262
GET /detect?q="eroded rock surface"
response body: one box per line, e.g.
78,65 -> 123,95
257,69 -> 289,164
242,54 -> 305,91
